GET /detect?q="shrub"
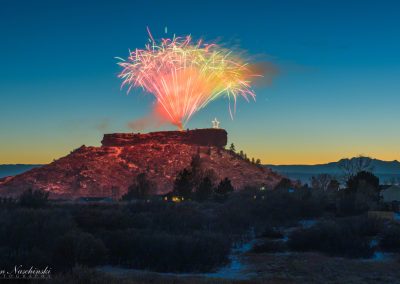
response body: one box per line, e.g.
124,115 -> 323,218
122,173 -> 152,200
0,208 -> 75,252
53,231 -> 107,269
51,266 -> 115,284
18,188 -> 49,208
346,215 -> 384,237
274,178 -> 292,190
173,169 -> 193,199
100,229 -> 230,272
195,176 -> 213,201
252,240 -> 287,253
0,247 -> 50,271
215,178 -> 234,195
347,171 -> 379,192
288,220 -> 374,258
380,224 -> 400,252
258,226 -> 284,239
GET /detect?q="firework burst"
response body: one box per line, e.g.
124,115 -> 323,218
118,29 -> 260,129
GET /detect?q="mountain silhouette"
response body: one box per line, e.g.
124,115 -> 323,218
266,157 -> 400,184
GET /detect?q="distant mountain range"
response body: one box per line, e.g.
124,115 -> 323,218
266,158 -> 400,184
0,164 -> 43,178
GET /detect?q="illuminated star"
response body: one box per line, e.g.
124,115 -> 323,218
212,118 -> 220,129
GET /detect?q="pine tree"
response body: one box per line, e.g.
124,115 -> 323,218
215,178 -> 234,195
173,169 -> 193,199
190,154 -> 202,185
229,143 -> 236,153
196,176 -> 213,201
122,173 -> 151,200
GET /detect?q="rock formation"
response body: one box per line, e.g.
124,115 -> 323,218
0,129 -> 282,199
102,128 -> 228,148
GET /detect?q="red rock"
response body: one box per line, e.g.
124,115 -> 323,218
101,128 -> 228,148
0,129 -> 282,199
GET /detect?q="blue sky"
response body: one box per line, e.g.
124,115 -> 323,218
1,0 -> 399,164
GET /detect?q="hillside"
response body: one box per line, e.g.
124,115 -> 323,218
0,129 -> 281,198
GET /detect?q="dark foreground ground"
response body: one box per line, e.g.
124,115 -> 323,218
6,181 -> 400,284
46,252 -> 400,284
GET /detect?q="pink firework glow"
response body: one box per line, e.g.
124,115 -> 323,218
118,29 -> 261,129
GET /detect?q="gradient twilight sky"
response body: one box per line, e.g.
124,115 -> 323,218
1,0 -> 399,165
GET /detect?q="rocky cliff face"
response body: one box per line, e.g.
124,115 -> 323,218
101,128 -> 228,148
0,129 -> 282,199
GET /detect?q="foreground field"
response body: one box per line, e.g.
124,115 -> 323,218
8,181 -> 400,283
48,252 -> 400,284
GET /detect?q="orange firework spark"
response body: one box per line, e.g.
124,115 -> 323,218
117,29 -> 260,129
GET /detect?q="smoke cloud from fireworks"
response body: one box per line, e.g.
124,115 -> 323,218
118,29 -> 270,130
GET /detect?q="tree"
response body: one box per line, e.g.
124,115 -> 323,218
239,150 -> 244,159
229,143 -> 236,153
190,154 -> 202,185
327,179 -> 340,191
195,176 -> 213,201
53,232 -> 106,268
19,188 -> 49,208
338,155 -> 374,180
111,186 -> 120,200
255,159 -> 261,166
274,178 -> 292,190
203,168 -> 218,185
385,177 -> 399,185
346,171 -> 379,193
173,169 -> 193,199
122,173 -> 151,200
215,178 -> 234,195
311,174 -> 332,190
251,157 -> 255,164
344,171 -> 380,212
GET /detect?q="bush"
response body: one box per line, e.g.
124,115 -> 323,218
53,231 -> 107,269
380,224 -> 400,252
252,240 -> 287,253
72,206 -> 136,232
173,169 -> 193,199
0,208 -> 75,252
101,229 -> 230,272
346,215 -> 384,237
215,178 -> 234,195
274,178 -> 292,190
1,187 -> 387,275
122,173 -> 152,200
51,266 -> 115,284
288,220 -> 374,258
258,226 -> 284,239
195,176 -> 213,201
18,188 -> 49,208
347,171 -> 379,192
0,208 -> 75,271
0,247 -> 50,271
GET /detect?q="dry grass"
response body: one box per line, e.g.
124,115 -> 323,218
44,252 -> 400,284
245,252 -> 400,283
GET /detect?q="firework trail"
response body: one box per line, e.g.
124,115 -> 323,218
118,29 -> 261,130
